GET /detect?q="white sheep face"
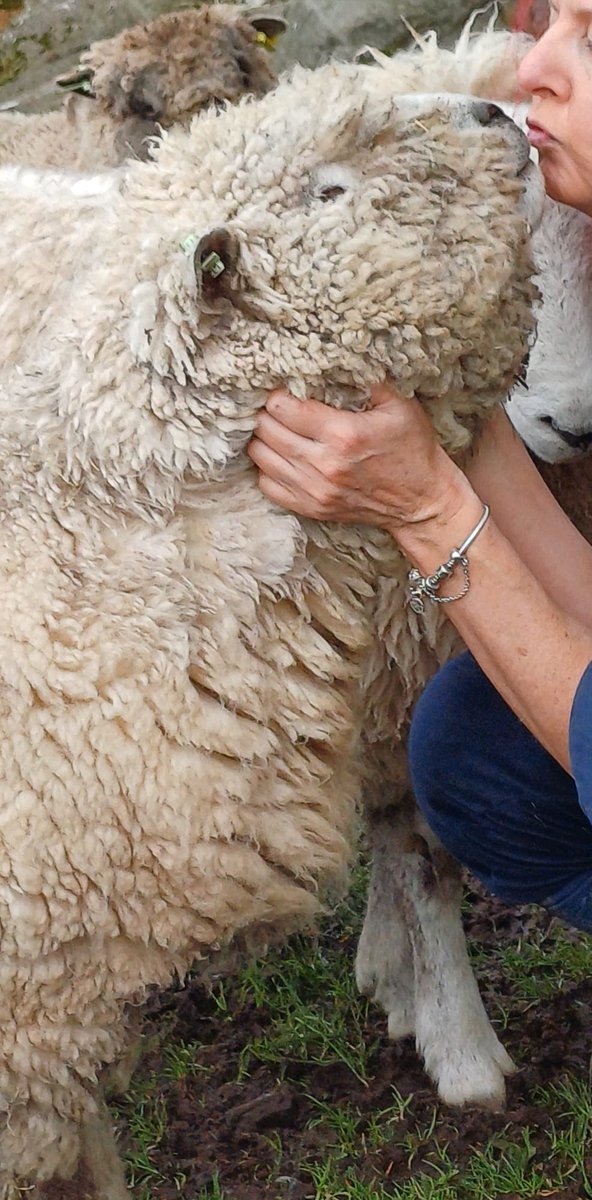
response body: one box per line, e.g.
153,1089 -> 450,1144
123,73 -> 541,472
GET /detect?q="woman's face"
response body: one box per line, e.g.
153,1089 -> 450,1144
517,0 -> 592,214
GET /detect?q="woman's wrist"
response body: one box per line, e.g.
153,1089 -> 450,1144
386,470 -> 484,567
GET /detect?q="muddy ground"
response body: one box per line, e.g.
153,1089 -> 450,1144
107,886 -> 592,1199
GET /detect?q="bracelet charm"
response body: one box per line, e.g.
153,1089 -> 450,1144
406,504 -> 489,615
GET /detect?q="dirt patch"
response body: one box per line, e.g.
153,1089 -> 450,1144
113,885 -> 592,1198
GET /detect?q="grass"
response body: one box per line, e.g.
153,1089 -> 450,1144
121,1043 -> 210,1196
478,922 -> 592,1000
115,870 -> 592,1200
235,947 -> 375,1086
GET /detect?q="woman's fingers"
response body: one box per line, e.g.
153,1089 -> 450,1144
248,380 -> 455,528
248,432 -> 337,504
369,379 -> 411,409
257,472 -> 333,519
266,389 -> 330,439
252,409 -> 327,468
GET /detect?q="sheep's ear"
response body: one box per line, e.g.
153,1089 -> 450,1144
56,66 -> 95,98
248,11 -> 287,46
190,229 -> 241,301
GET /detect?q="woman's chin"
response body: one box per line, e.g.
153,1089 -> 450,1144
538,156 -> 592,215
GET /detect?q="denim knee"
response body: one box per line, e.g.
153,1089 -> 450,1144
408,653 -> 592,918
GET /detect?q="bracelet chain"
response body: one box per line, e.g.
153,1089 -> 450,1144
406,503 -> 489,616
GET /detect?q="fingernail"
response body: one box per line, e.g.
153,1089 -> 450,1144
268,388 -> 286,410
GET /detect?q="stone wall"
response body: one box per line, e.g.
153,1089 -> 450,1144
0,0 -> 189,110
275,0 -> 484,71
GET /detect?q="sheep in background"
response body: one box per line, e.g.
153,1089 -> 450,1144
506,198 -> 592,459
0,5 -> 285,169
507,199 -> 592,545
0,59 -> 539,1194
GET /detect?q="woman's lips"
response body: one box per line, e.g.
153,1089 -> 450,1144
527,121 -> 557,149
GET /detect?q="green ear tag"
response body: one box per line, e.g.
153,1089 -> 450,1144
181,233 -> 200,255
201,251 -> 225,279
255,30 -> 275,49
56,70 -> 94,95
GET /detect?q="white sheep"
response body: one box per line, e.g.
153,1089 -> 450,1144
0,5 -> 285,169
0,59 -> 539,1195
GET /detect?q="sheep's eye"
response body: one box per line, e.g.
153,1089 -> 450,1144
317,184 -> 347,202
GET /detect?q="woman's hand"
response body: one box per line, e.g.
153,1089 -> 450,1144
247,380 -> 470,533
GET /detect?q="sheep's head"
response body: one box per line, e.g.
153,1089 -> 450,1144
120,62 -> 542,482
25,64 -> 541,508
57,5 -> 285,163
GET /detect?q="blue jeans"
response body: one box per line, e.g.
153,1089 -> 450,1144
408,651 -> 592,932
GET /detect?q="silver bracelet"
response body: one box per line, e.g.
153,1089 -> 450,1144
406,504 -> 490,615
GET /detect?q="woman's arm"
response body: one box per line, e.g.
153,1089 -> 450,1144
465,408 -> 592,630
395,471 -> 592,774
248,385 -> 592,772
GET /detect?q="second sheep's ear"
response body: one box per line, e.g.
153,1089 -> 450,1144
56,66 -> 96,98
187,228 -> 241,303
248,11 -> 287,48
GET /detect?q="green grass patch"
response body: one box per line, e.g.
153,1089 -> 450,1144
117,872 -> 592,1199
471,917 -> 592,1000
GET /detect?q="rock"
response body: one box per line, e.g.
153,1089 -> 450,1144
225,1084 -> 298,1132
275,0 -> 487,70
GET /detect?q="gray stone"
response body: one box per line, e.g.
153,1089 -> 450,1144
275,0 -> 487,70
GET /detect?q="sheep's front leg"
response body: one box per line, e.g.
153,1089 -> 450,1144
355,803 -> 416,1040
404,818 -> 516,1109
81,1110 -> 129,1200
30,1111 -> 128,1200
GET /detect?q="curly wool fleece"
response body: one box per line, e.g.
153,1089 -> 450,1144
0,62 -> 537,1186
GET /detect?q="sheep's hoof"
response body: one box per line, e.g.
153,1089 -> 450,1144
386,1005 -> 416,1042
432,1045 -> 517,1111
355,928 -> 416,1039
355,952 -> 416,1040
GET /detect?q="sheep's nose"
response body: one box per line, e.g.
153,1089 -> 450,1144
472,101 -> 512,126
541,415 -> 592,452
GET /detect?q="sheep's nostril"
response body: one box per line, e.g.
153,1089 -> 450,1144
472,101 -> 511,127
541,415 -> 592,452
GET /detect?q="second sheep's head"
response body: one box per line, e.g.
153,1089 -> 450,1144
57,5 -> 286,162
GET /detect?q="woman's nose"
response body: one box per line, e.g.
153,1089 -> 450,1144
517,26 -> 570,99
